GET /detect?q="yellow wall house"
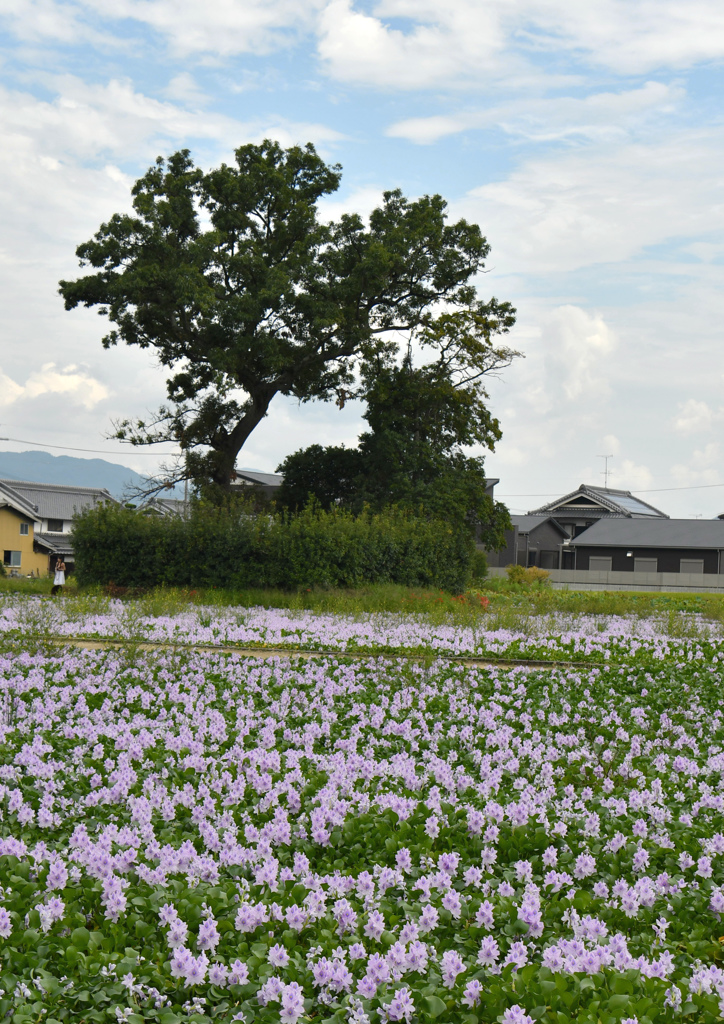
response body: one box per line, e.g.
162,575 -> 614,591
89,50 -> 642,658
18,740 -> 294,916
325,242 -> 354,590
0,494 -> 48,576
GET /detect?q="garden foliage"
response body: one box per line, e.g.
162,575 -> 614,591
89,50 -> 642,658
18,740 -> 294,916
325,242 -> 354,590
1,603 -> 724,1022
71,502 -> 474,592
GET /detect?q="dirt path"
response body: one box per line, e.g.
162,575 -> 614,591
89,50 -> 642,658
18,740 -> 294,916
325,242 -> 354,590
31,634 -> 594,671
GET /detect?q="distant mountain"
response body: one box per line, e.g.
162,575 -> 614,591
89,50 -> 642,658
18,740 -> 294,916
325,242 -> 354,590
0,450 -> 164,500
0,451 -> 276,500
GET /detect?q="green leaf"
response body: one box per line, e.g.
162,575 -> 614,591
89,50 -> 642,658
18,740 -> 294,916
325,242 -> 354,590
424,996 -> 447,1018
71,926 -> 90,950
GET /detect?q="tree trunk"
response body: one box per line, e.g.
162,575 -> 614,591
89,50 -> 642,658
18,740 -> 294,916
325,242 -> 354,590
210,387 -> 277,488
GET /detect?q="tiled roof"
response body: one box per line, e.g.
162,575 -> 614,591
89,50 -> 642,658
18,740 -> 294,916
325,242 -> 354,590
0,479 -> 118,520
570,518 -> 724,549
510,515 -> 568,535
233,470 -> 283,488
0,482 -> 40,522
530,484 -> 668,519
34,533 -> 75,556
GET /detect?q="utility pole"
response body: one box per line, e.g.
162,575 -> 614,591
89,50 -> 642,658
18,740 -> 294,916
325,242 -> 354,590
598,454 -> 614,489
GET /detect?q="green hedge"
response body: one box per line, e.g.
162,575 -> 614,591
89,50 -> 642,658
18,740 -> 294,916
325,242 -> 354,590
72,502 -> 474,592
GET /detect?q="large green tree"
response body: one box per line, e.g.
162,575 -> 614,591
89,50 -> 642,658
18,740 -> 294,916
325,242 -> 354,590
277,309 -> 518,548
60,140 -> 515,491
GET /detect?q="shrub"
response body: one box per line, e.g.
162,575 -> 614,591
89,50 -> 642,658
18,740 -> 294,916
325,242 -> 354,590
505,564 -> 551,587
73,501 -> 474,593
470,549 -> 488,583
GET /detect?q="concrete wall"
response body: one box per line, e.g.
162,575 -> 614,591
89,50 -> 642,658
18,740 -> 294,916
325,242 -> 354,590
487,566 -> 724,592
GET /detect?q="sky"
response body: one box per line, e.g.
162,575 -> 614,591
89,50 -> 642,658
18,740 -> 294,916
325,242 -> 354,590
1,0 -> 723,516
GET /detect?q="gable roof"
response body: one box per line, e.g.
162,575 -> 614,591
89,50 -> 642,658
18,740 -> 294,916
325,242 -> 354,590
510,514 -> 569,536
232,470 -> 283,489
530,484 -> 668,519
0,482 -> 40,524
569,518 -> 724,549
0,479 -> 119,520
139,497 -> 190,517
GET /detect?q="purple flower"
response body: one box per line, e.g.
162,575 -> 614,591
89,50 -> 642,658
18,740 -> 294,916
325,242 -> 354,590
462,979 -> 482,1007
419,904 -> 439,934
280,981 -> 305,1024
197,917 -> 220,952
384,986 -> 415,1022
269,943 -> 290,968
478,936 -> 500,967
440,949 -> 466,988
364,909 -> 385,940
228,960 -> 250,986
501,1006 -> 534,1024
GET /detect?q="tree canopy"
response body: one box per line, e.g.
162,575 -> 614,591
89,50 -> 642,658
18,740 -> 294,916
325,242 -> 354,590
276,326 -> 516,549
60,140 -> 516,492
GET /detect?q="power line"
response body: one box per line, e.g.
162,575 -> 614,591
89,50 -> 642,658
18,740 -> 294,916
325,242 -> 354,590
498,482 -> 724,497
0,436 -> 180,456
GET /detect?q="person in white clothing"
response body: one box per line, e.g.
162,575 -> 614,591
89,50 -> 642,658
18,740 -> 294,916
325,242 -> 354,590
51,558 -> 66,596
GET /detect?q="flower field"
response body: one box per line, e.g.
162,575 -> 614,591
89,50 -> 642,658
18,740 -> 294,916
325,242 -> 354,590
1,601 -> 724,1023
0,596 -> 720,666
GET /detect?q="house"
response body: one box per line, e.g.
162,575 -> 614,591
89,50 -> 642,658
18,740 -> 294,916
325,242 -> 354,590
139,497 -> 190,518
0,480 -> 118,574
568,518 -> 724,574
0,485 -> 46,576
486,515 -> 569,569
484,483 -> 670,570
229,470 -> 284,500
529,484 -> 668,537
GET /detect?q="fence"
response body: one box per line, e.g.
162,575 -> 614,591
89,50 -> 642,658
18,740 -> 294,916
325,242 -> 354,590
487,566 -> 724,593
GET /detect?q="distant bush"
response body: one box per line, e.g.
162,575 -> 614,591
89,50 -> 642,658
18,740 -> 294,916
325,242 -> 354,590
505,564 -> 551,587
470,549 -> 488,583
73,501 -> 474,593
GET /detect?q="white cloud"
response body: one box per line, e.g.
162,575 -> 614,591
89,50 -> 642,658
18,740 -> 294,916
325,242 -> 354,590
457,132 -> 724,275
0,363 -> 109,410
1,0 -> 320,56
611,458 -> 654,491
317,1 -> 724,90
387,81 -> 682,145
671,442 -> 722,487
541,305 -> 616,401
317,0 -> 513,90
317,185 -> 385,223
673,399 -> 724,435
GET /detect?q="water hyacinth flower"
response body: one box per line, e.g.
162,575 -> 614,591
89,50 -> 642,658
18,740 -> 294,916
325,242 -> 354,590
501,1007 -> 535,1024
382,986 -> 415,1022
268,943 -> 290,968
2,604 -> 724,1021
440,949 -> 466,988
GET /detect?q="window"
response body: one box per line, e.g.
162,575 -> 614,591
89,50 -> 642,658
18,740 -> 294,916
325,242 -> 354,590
46,519 -> 63,533
19,523 -> 29,535
589,556 -> 612,572
634,558 -> 658,573
680,559 -> 704,574
3,551 -> 21,567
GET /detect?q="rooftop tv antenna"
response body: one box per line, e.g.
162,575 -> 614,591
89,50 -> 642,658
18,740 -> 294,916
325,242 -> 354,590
598,454 -> 614,488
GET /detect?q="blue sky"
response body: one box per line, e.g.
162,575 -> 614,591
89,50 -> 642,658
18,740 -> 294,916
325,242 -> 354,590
1,0 -> 724,515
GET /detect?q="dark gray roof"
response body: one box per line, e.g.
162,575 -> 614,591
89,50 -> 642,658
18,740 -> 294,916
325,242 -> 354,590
140,497 -> 190,517
233,470 -> 283,488
0,479 -> 118,520
0,482 -> 40,522
530,484 -> 668,519
34,533 -> 74,556
511,514 -> 568,535
570,518 -> 724,549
